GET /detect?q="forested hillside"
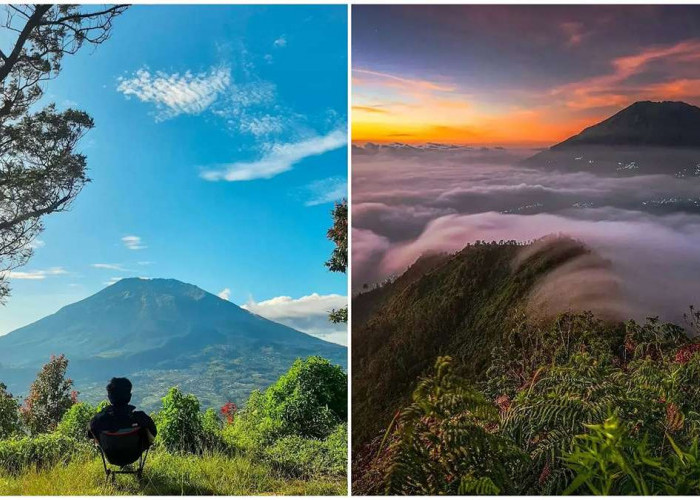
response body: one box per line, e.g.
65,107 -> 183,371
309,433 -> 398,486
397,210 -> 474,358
352,238 -> 700,495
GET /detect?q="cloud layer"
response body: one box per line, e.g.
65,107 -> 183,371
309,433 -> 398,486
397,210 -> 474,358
353,147 -> 700,325
242,293 -> 347,345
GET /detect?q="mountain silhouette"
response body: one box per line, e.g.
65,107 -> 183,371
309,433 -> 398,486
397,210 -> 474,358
525,101 -> 700,176
0,278 -> 346,410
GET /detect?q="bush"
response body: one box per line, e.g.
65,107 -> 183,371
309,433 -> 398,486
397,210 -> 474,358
0,433 -> 91,474
224,356 -> 347,453
156,387 -> 205,453
265,423 -> 347,478
0,383 -> 20,440
201,407 -> 227,452
56,402 -> 96,441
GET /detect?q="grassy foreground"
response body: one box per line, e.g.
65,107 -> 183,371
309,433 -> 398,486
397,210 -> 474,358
0,451 -> 346,495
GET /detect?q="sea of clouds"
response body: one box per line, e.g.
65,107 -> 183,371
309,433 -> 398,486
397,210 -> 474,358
352,146 -> 700,326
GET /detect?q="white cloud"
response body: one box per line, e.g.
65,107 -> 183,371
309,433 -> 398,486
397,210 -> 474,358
104,277 -> 123,286
218,288 -> 231,301
91,263 -> 130,271
117,66 -> 231,121
137,261 -> 154,266
242,293 -> 347,346
200,129 -> 347,182
273,36 -> 287,48
122,235 -> 146,250
5,267 -> 68,280
238,114 -> 285,137
304,177 -> 347,206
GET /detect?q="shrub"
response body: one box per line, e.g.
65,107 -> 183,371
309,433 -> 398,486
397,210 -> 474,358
0,433 -> 91,474
56,402 -> 96,441
265,423 -> 347,478
157,387 -> 205,453
0,383 -> 20,439
565,414 -> 700,495
201,407 -> 226,452
224,356 -> 347,453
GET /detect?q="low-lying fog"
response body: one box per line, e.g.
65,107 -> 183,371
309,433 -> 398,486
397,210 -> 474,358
352,145 -> 700,326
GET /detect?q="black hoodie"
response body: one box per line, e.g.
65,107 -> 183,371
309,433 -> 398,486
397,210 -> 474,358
87,403 -> 157,442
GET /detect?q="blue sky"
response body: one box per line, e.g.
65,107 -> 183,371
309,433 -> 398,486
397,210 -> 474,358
1,5 -> 348,345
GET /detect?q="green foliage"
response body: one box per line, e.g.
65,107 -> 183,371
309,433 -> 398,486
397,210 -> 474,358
565,414 -> 700,495
0,5 -> 127,302
20,354 -> 75,435
156,387 -> 205,454
0,433 -> 91,475
265,424 -> 348,478
352,238 -> 583,448
200,407 -> 226,452
383,356 -> 526,495
325,199 -> 347,323
225,356 -> 347,453
358,302 -> 700,494
56,401 -> 100,442
0,383 -> 20,439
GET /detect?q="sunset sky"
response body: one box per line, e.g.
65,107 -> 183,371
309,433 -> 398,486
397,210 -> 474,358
352,5 -> 700,146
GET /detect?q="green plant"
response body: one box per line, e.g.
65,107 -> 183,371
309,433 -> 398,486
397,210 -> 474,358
0,383 -> 20,439
565,414 -> 700,495
56,402 -> 99,441
265,423 -> 347,478
156,387 -> 205,454
224,356 -> 346,453
385,356 -> 526,495
0,433 -> 91,474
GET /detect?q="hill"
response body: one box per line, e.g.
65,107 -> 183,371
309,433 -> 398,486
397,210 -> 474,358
351,237 -> 608,450
524,101 -> 700,176
352,238 -> 700,495
0,278 -> 346,410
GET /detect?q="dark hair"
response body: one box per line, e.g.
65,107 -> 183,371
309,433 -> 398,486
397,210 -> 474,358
106,377 -> 132,405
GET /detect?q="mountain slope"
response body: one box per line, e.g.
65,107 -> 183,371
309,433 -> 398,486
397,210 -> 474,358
0,278 -> 346,410
524,101 -> 700,176
351,237 -> 613,449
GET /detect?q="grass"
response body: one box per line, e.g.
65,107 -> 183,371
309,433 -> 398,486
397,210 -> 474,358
0,451 -> 347,495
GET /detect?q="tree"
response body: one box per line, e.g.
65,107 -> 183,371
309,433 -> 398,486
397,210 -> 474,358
0,4 -> 127,302
325,199 -> 347,323
0,382 -> 20,438
20,354 -> 76,434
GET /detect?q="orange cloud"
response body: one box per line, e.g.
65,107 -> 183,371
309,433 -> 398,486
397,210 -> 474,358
552,38 -> 700,111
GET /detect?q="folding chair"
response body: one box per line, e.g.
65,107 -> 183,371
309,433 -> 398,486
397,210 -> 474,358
96,427 -> 151,480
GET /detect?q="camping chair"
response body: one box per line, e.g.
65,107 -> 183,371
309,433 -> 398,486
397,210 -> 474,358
96,427 -> 151,480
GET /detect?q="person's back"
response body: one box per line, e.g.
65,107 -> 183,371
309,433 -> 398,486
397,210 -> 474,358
88,377 -> 157,448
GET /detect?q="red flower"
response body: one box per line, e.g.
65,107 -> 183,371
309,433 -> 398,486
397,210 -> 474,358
220,401 -> 237,424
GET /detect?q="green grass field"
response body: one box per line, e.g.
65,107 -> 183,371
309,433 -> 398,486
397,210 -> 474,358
0,451 -> 346,495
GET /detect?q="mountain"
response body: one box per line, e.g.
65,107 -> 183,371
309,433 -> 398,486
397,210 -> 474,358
0,278 -> 346,410
524,101 -> 700,176
351,237 -> 618,450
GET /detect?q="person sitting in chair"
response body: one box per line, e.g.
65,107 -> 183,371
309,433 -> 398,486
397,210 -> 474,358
88,377 -> 157,448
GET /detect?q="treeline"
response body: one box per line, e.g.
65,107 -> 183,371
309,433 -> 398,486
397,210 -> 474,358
0,355 -> 347,480
354,310 -> 700,495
